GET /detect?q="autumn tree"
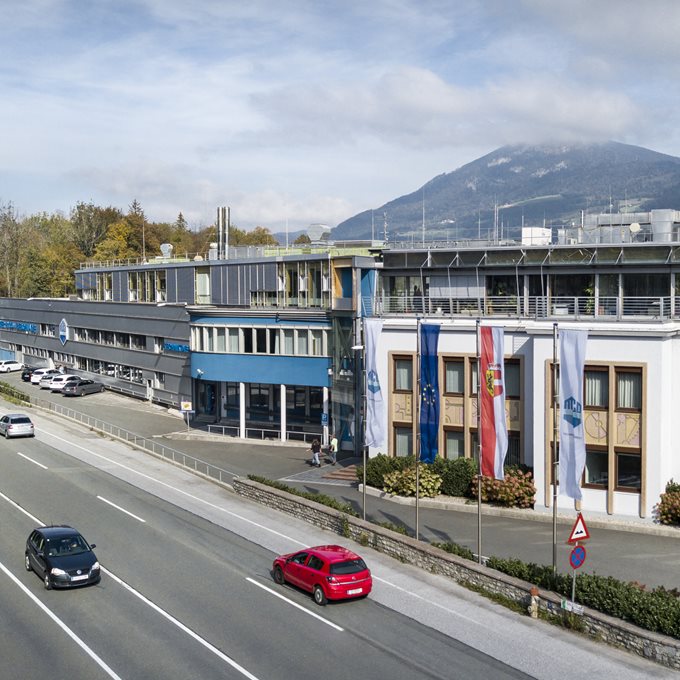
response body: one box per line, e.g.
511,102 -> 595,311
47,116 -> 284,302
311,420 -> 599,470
69,202 -> 123,257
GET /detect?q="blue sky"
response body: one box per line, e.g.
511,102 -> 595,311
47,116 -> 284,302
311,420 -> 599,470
2,0 -> 679,232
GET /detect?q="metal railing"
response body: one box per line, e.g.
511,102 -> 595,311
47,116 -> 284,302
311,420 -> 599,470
32,396 -> 234,485
207,422 -> 322,444
369,295 -> 674,320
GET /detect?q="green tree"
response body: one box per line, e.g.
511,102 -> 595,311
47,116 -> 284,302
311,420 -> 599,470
294,233 -> 312,245
93,219 -> 138,261
0,203 -> 24,296
69,202 -> 123,257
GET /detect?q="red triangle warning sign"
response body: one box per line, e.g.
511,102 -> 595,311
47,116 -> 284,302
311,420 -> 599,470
567,513 -> 590,544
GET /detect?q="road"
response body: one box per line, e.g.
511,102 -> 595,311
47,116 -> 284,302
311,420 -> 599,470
0,402 -> 674,678
7,374 -> 680,590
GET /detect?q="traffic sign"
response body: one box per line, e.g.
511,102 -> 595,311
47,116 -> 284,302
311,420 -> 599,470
567,512 -> 590,544
569,545 -> 587,570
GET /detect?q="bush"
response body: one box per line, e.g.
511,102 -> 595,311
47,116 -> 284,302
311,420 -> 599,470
383,464 -> 442,498
432,457 -> 477,497
655,479 -> 680,525
431,540 -> 475,561
470,467 -> 536,508
357,453 -> 414,488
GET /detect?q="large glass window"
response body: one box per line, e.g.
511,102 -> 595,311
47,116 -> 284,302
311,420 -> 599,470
394,426 -> 413,456
584,449 -> 608,487
297,330 -> 308,355
445,430 -> 464,459
616,370 -> 641,410
616,452 -> 641,491
504,362 -> 520,398
585,369 -> 609,408
444,360 -> 464,395
394,358 -> 413,392
283,329 -> 294,354
228,328 -> 239,352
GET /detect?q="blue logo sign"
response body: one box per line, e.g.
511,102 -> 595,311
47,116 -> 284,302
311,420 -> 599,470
59,318 -> 69,346
367,369 -> 381,394
563,395 -> 583,428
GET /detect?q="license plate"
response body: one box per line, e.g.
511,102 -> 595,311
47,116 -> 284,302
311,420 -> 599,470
71,574 -> 88,582
347,588 -> 362,595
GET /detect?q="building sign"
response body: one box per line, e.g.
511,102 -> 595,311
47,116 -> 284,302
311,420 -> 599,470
0,320 -> 38,334
164,342 -> 190,353
59,318 -> 69,346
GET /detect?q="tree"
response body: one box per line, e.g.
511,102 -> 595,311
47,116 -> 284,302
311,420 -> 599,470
0,203 -> 24,296
93,219 -> 138,261
69,202 -> 123,257
294,233 -> 312,245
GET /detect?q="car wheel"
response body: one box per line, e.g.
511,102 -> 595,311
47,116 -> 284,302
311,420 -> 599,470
24,554 -> 32,572
313,585 -> 327,606
43,573 -> 52,590
273,566 -> 285,585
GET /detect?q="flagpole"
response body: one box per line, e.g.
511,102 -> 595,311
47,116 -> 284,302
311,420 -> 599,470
415,317 -> 421,541
476,318 -> 482,564
552,322 -> 559,571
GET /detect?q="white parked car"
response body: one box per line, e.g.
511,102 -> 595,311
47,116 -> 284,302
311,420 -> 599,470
0,360 -> 24,373
30,368 -> 61,385
47,374 -> 80,392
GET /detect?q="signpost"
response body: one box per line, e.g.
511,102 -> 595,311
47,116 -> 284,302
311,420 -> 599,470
562,513 -> 590,615
180,400 -> 194,434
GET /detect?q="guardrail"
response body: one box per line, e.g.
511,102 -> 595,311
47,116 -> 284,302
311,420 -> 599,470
30,396 -> 234,485
207,422 -> 322,444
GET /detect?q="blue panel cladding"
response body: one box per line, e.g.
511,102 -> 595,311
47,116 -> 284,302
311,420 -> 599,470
360,269 -> 376,317
192,353 -> 332,387
340,268 -> 353,298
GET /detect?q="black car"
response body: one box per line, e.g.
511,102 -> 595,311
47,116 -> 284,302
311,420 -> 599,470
25,526 -> 100,590
21,366 -> 38,382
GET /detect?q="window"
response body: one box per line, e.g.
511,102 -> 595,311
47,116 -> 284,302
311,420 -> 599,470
504,362 -> 520,398
616,370 -> 641,410
585,369 -> 608,408
394,358 -> 413,392
311,329 -> 323,356
445,430 -> 464,459
444,360 -> 464,395
307,555 -> 323,571
215,328 -> 226,352
195,267 -> 210,304
506,434 -> 521,467
616,452 -> 641,491
584,449 -> 608,488
297,330 -> 308,355
243,329 -> 253,353
256,328 -> 267,354
283,329 -> 294,354
228,328 -> 239,352
394,426 -> 413,456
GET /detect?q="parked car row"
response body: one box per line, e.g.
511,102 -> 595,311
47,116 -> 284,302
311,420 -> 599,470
20,367 -> 103,397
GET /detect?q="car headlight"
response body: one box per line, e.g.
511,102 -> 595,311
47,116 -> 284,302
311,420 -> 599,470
50,568 -> 67,576
90,561 -> 100,571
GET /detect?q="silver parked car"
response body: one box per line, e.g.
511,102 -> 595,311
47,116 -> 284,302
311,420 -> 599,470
62,379 -> 104,397
0,413 -> 35,438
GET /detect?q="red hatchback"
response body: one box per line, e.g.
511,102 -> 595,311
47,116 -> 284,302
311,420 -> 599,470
272,544 -> 372,605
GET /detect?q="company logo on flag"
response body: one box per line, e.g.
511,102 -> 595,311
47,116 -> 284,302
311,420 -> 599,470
480,326 -> 508,480
559,329 -> 588,501
367,369 -> 380,394
563,396 -> 582,428
419,323 -> 440,464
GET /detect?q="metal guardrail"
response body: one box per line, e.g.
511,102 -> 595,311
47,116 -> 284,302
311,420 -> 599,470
30,396 -> 234,485
207,422 -> 322,444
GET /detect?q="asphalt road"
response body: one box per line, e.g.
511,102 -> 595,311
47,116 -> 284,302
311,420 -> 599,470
6,372 -> 680,590
0,400 -> 673,678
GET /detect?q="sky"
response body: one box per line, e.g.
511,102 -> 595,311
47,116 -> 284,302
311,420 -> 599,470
2,0 -> 680,234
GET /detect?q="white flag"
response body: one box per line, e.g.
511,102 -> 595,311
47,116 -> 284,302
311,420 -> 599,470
559,329 -> 588,500
364,318 -> 385,448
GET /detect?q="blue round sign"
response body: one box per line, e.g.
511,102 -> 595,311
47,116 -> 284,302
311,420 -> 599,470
569,545 -> 587,570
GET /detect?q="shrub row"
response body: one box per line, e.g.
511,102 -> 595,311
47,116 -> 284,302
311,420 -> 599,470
487,556 -> 680,639
0,381 -> 31,404
358,454 -> 536,508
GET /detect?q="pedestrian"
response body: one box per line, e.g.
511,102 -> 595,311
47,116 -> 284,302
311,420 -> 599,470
329,432 -> 338,465
310,438 -> 321,467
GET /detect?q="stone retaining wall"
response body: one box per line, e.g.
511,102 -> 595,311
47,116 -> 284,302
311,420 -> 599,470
233,477 -> 680,670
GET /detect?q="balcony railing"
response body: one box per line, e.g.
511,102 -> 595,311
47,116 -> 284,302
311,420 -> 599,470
368,295 -> 675,320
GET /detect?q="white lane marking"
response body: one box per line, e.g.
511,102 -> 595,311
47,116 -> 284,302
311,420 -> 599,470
103,567 -> 260,680
0,559 -> 123,680
246,577 -> 344,632
0,491 -> 261,680
27,427 -> 479,626
42,430 -> 307,547
16,451 -> 48,470
97,496 -> 146,523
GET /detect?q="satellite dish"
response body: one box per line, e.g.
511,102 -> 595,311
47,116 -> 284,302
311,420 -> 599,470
160,243 -> 174,257
629,222 -> 641,233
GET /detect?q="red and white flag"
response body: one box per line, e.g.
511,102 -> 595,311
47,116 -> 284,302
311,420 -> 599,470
480,326 -> 508,480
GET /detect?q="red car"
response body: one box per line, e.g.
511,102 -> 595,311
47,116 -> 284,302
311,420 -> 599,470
272,544 -> 372,605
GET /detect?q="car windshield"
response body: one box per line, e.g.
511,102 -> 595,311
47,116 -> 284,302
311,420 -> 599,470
329,558 -> 367,575
46,535 -> 89,557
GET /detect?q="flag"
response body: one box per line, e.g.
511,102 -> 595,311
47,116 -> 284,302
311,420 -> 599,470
559,329 -> 588,500
419,323 -> 440,463
480,326 -> 508,479
364,318 -> 385,448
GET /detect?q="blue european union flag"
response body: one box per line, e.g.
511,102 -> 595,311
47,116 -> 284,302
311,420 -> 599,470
419,323 -> 440,464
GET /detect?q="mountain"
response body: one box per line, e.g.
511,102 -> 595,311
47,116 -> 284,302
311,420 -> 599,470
332,142 -> 680,241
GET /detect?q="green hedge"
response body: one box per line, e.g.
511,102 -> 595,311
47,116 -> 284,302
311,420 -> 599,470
487,556 -> 680,638
0,381 -> 31,404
